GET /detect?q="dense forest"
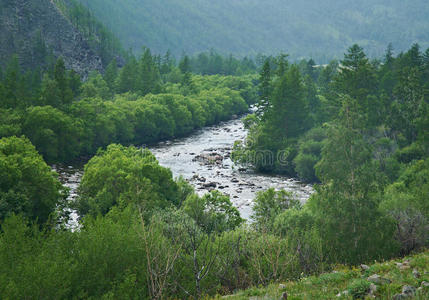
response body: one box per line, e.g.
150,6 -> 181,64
77,0 -> 429,60
1,0 -> 429,298
0,50 -> 257,163
1,42 -> 428,298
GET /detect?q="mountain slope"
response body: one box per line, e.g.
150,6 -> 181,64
78,0 -> 429,60
0,0 -> 121,75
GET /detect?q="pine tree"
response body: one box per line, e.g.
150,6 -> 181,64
138,48 -> 157,95
406,43 -> 422,69
267,65 -> 309,139
54,58 -> 73,105
276,53 -> 289,77
384,43 -> 394,66
39,74 -> 61,107
104,58 -> 118,93
335,45 -> 378,124
257,59 -> 272,116
160,50 -> 174,75
2,55 -> 20,109
32,30 -> 48,67
179,55 -> 191,74
117,55 -> 138,93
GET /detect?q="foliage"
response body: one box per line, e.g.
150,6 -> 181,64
0,53 -> 254,163
2,40 -> 429,299
0,136 -> 65,224
293,127 -> 327,182
76,145 -> 179,218
183,191 -> 243,234
347,279 -> 371,299
251,188 -> 300,233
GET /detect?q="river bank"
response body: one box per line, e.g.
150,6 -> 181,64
55,115 -> 313,226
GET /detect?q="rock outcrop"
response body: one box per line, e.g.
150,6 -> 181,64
0,0 -> 103,76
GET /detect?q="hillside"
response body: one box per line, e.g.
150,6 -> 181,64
0,0 -> 122,75
219,250 -> 429,299
77,0 -> 429,60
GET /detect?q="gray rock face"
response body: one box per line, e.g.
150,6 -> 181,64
0,0 -> 103,76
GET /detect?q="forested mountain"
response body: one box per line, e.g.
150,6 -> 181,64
78,0 -> 429,60
0,0 -> 122,75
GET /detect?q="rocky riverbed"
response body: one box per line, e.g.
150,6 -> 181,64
149,117 -> 313,219
56,115 -> 314,225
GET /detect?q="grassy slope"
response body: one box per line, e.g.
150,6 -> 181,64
216,250 -> 429,299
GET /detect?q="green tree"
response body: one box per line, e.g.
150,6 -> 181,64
183,191 -> 242,234
0,136 -> 66,223
103,58 -> 118,93
54,58 -> 73,105
334,45 -> 378,122
22,106 -> 82,162
257,59 -> 272,116
81,72 -> 110,99
138,48 -> 161,95
76,145 -> 179,218
311,95 -> 397,264
2,55 -> 20,109
267,65 -> 309,139
251,188 -> 300,233
117,55 -> 138,93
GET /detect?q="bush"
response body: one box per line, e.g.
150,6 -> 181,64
76,144 -> 179,218
395,142 -> 425,164
251,188 -> 300,233
347,279 -> 371,299
0,136 -> 65,223
293,127 -> 326,182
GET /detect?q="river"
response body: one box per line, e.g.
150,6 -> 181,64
54,114 -> 314,227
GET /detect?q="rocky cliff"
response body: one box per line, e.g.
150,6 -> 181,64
0,0 -> 103,76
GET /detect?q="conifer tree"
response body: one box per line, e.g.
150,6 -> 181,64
276,53 -> 289,77
2,55 -> 20,109
117,55 -> 138,93
104,58 -> 118,92
54,58 -> 73,105
267,65 -> 309,139
257,59 -> 272,116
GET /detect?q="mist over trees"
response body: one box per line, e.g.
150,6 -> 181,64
78,0 -> 429,60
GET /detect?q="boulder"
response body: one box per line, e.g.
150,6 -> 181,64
392,285 -> 416,300
369,283 -> 377,296
402,285 -> 416,297
412,269 -> 420,278
203,182 -> 217,188
360,264 -> 370,271
367,274 -> 391,285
